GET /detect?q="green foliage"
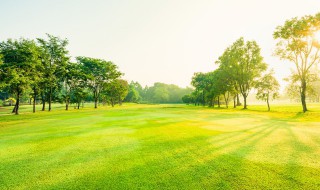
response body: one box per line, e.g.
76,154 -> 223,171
102,79 -> 129,106
182,94 -> 193,104
125,82 -> 141,103
216,37 -> 267,109
191,38 -> 267,109
76,56 -> 122,108
145,83 -> 192,104
37,34 -> 70,111
0,38 -> 40,114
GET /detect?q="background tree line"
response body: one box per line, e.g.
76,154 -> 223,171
125,81 -> 192,104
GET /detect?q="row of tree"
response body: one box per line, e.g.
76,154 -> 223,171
0,34 -> 127,114
184,38 -> 279,111
0,34 -> 192,115
184,12 -> 320,112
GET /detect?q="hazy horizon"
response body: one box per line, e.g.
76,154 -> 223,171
1,0 -> 320,90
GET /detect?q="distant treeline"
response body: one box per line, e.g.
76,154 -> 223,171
125,81 -> 192,104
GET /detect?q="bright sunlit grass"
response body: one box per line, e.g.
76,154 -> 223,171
0,104 -> 320,189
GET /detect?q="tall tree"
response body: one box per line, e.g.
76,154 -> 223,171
30,49 -> 44,113
77,56 -> 121,108
274,13 -> 320,112
218,38 -> 267,109
37,34 -> 69,111
255,71 -> 280,111
216,47 -> 240,108
62,62 -> 86,110
191,72 -> 207,106
0,39 -> 40,114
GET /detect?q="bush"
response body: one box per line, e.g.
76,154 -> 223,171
4,98 -> 16,106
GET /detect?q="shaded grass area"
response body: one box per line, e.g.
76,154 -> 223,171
0,104 -> 320,189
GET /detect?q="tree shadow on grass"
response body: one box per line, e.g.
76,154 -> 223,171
47,122 -> 279,189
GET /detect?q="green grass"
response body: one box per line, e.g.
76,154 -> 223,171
0,103 -> 320,189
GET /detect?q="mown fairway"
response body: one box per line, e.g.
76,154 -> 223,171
0,104 -> 320,189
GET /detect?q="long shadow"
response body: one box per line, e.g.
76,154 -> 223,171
49,121 -> 280,189
280,126 -> 320,188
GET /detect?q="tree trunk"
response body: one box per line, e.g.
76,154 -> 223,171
119,96 -> 122,106
233,95 -> 236,108
218,96 -> 220,108
15,91 -> 20,115
267,96 -> 270,111
224,93 -> 229,108
209,98 -> 213,107
237,94 -> 241,106
12,104 -> 17,113
41,93 -> 45,111
49,87 -> 52,111
78,102 -> 80,109
301,78 -> 307,112
66,99 -> 69,111
33,93 -> 36,113
243,95 -> 247,109
94,98 -> 98,108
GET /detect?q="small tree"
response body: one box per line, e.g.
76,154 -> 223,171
255,72 -> 280,111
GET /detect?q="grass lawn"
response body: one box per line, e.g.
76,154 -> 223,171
0,103 -> 320,189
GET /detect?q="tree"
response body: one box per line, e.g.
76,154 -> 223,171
102,79 -> 128,106
255,71 -> 280,111
125,81 -> 142,103
213,69 -> 236,108
29,52 -> 44,113
150,83 -> 169,103
77,56 -> 121,108
37,34 -> 69,111
274,13 -> 320,112
216,47 -> 241,108
182,94 -> 194,105
191,72 -> 207,106
61,62 -> 86,110
0,39 -> 40,114
217,37 -> 267,109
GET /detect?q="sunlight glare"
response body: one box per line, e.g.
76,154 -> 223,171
313,30 -> 320,41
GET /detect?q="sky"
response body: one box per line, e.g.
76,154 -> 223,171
1,0 -> 320,90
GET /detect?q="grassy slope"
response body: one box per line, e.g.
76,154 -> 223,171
0,103 -> 320,189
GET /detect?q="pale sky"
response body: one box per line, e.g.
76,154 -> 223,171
1,0 -> 320,90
